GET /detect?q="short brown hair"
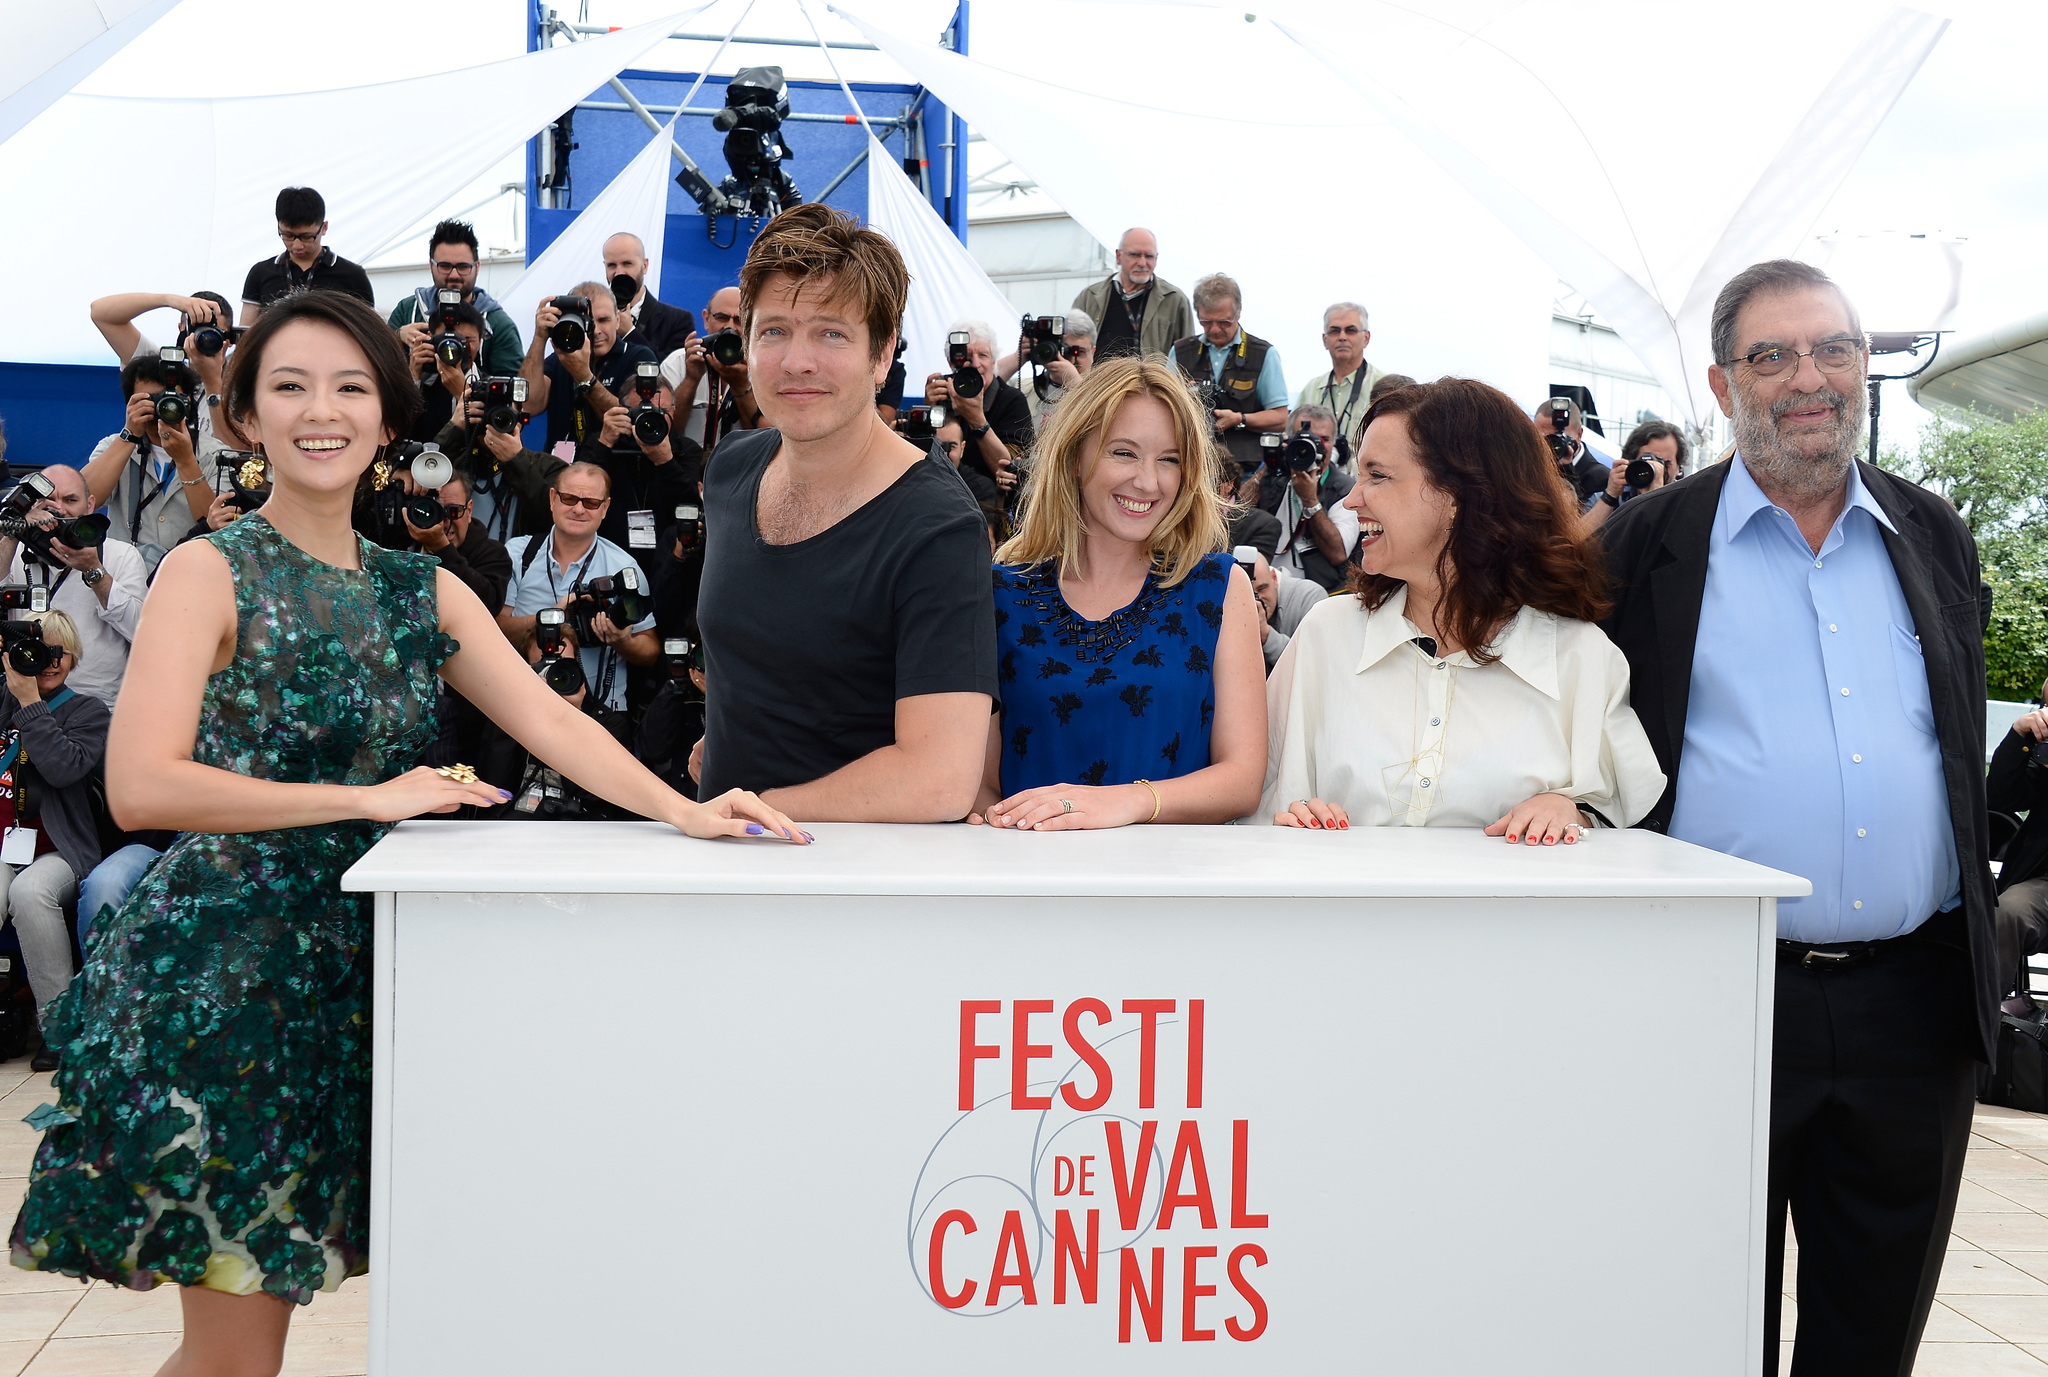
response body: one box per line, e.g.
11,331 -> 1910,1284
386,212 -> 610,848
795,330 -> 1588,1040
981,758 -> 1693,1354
739,204 -> 907,363
1351,378 -> 1610,662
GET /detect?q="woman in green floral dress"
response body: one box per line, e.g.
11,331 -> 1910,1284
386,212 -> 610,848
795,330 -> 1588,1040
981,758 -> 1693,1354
7,292 -> 806,1376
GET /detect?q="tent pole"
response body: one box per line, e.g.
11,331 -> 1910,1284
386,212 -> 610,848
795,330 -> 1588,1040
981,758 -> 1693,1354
815,126 -> 893,204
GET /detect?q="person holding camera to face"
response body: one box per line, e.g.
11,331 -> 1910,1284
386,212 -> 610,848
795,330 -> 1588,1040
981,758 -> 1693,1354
1580,419 -> 1689,533
88,290 -> 241,459
577,364 -> 700,589
1000,310 -> 1096,428
1532,395 -> 1611,505
1262,403 -> 1362,593
519,283 -> 659,453
659,285 -> 761,457
0,466 -> 147,707
406,300 -> 487,442
79,350 -> 220,575
1238,546 -> 1327,672
1297,302 -> 1385,486
390,219 -> 523,377
421,379 -> 564,545
924,319 -> 1033,504
603,232 -> 697,363
1174,273 -> 1290,474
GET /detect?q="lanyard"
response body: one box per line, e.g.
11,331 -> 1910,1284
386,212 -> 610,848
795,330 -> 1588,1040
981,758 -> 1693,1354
1321,366 -> 1368,441
542,531 -> 599,600
0,687 -> 75,778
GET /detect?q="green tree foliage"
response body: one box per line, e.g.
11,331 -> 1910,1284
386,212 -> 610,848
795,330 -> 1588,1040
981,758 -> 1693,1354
1888,409 -> 2048,699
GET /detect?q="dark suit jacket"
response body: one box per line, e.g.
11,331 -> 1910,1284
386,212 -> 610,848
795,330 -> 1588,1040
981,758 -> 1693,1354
1599,458 -> 1998,1059
633,295 -> 698,364
1987,729 -> 2048,893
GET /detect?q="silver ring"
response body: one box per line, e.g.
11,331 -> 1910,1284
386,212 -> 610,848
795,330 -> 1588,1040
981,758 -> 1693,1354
1059,798 -> 1073,813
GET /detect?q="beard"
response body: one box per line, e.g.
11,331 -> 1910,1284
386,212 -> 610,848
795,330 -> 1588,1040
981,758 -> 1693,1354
1731,377 -> 1866,502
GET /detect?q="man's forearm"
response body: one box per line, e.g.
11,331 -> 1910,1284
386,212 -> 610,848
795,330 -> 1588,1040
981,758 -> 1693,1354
1580,498 -> 1614,534
1306,511 -> 1346,565
617,630 -> 660,667
519,346 -> 550,413
82,440 -> 137,508
498,607 -> 537,652
760,743 -> 980,823
974,427 -> 1008,477
1245,407 -> 1289,433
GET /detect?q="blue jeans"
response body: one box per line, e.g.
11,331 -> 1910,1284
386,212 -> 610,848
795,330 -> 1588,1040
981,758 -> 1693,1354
76,844 -> 162,952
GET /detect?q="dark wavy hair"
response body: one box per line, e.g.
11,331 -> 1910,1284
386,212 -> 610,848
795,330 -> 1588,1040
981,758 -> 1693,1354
223,290 -> 421,446
1349,377 -> 1611,662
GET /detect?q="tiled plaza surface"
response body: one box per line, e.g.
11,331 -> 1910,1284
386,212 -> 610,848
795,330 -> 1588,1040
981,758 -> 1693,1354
0,1057 -> 2039,1372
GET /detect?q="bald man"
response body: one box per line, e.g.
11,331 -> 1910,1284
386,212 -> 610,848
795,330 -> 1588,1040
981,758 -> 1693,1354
1070,226 -> 1195,362
603,231 -> 698,361
0,464 -> 149,706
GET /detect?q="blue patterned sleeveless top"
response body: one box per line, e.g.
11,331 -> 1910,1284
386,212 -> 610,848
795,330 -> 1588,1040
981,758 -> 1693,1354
992,552 -> 1231,795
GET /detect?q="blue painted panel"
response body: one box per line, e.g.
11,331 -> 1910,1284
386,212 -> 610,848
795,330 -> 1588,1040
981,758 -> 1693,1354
0,363 -> 125,472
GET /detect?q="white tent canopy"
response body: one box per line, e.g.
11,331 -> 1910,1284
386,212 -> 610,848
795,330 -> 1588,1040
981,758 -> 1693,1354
2,0 -> 181,148
864,135 -> 1017,382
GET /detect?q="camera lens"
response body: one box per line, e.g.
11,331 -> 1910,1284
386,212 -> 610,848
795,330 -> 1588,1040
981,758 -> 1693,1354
550,318 -> 587,354
191,326 -> 228,357
541,656 -> 585,696
951,366 -> 983,399
707,330 -> 745,367
155,392 -> 189,426
487,404 -> 522,434
434,334 -> 466,367
1625,458 -> 1657,490
632,409 -> 671,447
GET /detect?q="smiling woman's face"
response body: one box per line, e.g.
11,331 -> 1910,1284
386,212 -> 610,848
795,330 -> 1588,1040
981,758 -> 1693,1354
1076,394 -> 1184,551
1343,412 -> 1455,588
239,320 -> 393,499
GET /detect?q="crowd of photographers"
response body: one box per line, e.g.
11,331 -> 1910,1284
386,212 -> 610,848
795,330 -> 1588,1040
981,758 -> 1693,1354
0,191 -> 1707,1057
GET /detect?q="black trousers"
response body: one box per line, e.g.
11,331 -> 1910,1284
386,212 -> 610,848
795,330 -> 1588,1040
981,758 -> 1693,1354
1762,924 -> 1978,1376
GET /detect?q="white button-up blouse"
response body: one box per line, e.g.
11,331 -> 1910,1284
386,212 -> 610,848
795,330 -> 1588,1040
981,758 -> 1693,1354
1256,586 -> 1667,828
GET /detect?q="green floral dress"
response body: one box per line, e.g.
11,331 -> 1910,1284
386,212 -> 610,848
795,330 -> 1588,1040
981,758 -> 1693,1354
10,513 -> 453,1304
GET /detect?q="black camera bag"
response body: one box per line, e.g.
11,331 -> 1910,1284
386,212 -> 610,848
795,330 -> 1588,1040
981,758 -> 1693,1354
1981,1000 -> 2048,1113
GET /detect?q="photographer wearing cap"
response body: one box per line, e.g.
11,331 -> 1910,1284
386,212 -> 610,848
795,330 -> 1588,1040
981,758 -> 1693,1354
1297,302 -> 1385,481
499,463 -> 659,717
1532,395 -> 1610,505
238,186 -> 374,325
520,282 -> 659,453
406,301 -> 487,442
1581,418 -> 1688,534
0,466 -> 146,707
660,285 -> 761,458
603,232 -> 697,362
1264,403 -> 1360,592
1174,273 -> 1289,473
1243,547 -> 1327,671
390,219 -> 524,377
1071,226 -> 1194,362
79,351 -> 219,575
924,319 -> 1032,502
578,366 -> 698,588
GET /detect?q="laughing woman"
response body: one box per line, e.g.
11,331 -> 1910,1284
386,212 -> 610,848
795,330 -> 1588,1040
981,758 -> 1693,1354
1261,378 -> 1665,841
9,291 -> 804,1377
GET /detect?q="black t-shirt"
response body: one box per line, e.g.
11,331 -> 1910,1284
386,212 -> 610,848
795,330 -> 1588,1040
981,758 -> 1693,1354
696,428 -> 999,797
542,339 -> 659,451
241,248 -> 375,309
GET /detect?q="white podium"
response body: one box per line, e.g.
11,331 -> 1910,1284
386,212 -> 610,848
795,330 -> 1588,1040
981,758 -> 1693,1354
342,821 -> 1806,1374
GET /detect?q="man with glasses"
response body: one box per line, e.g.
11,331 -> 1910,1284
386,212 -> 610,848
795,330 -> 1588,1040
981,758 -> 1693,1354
1071,226 -> 1194,362
1173,272 -> 1289,473
1600,259 -> 1995,1374
390,219 -> 524,377
1296,302 -> 1385,483
660,285 -> 761,456
239,187 -> 374,325
403,470 -> 509,610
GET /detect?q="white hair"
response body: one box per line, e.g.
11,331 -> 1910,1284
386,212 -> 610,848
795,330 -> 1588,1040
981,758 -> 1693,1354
1062,308 -> 1096,342
1323,301 -> 1370,329
948,319 -> 996,351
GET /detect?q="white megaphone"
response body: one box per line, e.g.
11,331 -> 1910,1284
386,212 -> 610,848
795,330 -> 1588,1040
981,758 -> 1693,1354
411,443 -> 454,491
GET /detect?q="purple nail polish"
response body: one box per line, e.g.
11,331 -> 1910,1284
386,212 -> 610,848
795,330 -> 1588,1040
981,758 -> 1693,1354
745,822 -> 764,835
496,789 -> 512,801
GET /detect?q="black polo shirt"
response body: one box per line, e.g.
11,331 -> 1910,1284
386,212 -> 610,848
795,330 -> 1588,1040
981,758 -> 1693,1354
241,247 -> 376,310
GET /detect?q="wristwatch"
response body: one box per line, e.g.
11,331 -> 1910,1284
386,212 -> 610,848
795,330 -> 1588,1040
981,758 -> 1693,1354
1598,492 -> 1621,508
117,428 -> 142,445
968,422 -> 991,442
80,567 -> 105,589
573,377 -> 598,400
1301,502 -> 1324,520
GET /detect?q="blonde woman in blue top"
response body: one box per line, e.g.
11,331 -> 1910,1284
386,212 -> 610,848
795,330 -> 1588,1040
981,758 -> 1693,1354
972,355 -> 1265,830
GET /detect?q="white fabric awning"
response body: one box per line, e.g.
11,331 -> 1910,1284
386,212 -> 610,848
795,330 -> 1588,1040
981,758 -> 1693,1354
1908,312 -> 2048,421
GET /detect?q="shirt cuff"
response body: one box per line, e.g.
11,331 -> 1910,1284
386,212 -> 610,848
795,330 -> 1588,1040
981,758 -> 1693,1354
11,700 -> 49,724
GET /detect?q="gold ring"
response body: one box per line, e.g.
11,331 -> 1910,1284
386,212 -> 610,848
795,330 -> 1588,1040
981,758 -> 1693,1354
433,764 -> 479,783
1059,798 -> 1073,813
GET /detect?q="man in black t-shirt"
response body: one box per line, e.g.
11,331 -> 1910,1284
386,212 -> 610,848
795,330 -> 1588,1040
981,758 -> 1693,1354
693,205 -> 996,819
924,321 -> 1032,504
240,186 -> 375,325
519,282 -> 659,452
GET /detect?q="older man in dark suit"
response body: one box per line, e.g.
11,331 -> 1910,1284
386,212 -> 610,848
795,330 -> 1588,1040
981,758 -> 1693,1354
1599,259 -> 1994,1376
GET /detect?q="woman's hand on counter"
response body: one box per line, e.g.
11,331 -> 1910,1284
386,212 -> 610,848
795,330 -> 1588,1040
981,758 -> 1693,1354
1485,792 -> 1587,846
1275,798 -> 1349,830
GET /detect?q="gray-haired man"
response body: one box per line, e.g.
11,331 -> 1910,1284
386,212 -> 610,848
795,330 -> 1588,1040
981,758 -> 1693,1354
1296,301 -> 1386,474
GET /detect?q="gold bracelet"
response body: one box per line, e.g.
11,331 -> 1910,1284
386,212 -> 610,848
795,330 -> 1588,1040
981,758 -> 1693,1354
1135,778 -> 1162,824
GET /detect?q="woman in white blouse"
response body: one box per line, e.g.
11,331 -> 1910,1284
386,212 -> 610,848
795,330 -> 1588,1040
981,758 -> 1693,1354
1261,377 -> 1665,843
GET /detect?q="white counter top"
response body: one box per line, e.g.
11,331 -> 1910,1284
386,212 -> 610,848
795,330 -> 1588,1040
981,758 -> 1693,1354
341,820 -> 1808,899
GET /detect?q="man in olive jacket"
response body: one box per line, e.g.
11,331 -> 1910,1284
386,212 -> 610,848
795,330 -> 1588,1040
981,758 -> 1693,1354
1070,227 -> 1194,362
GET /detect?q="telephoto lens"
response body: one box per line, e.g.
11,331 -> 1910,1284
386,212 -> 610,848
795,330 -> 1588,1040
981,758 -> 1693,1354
1625,458 -> 1657,490
549,296 -> 591,354
705,329 -> 745,368
433,333 -> 468,368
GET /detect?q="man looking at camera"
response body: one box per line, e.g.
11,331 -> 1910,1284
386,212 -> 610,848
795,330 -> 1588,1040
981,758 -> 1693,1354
1070,226 -> 1194,362
239,186 -> 374,324
0,465 -> 147,706
694,203 -> 996,820
603,232 -> 697,362
1174,273 -> 1289,472
1296,301 -> 1385,475
659,285 -> 761,456
520,283 -> 658,452
924,320 -> 1032,503
403,469 -> 509,610
1263,403 -> 1359,591
390,219 -> 523,376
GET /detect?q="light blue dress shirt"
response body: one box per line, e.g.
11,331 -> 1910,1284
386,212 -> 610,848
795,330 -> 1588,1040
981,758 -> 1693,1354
1201,331 -> 1290,411
1668,456 -> 1958,942
502,530 -> 657,713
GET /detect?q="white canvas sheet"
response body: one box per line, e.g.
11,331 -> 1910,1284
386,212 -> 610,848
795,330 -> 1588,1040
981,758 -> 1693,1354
865,135 -> 1019,383
1,0 -> 180,149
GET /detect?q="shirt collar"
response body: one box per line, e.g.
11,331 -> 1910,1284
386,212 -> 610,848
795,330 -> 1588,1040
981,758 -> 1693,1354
1205,330 -> 1245,357
1352,586 -> 1561,700
1719,451 -> 1896,544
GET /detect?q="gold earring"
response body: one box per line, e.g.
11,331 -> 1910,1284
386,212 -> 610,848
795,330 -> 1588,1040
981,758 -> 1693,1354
370,447 -> 393,490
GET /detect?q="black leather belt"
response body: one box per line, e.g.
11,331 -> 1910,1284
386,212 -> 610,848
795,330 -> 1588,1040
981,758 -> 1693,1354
1777,908 -> 1965,970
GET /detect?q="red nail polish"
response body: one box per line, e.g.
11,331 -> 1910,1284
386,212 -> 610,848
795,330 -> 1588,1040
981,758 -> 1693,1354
1506,835 -> 1516,844
1338,820 -> 1349,830
1309,819 -> 1322,829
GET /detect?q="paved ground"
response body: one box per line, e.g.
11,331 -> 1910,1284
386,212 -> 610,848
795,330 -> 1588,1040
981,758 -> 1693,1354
0,1056 -> 2039,1372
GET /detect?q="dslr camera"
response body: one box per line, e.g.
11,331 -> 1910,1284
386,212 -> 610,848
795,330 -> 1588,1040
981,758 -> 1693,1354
1018,314 -> 1067,366
895,403 -> 948,445
0,474 -> 109,563
549,295 -> 593,354
429,289 -> 469,370
1275,423 -> 1326,477
533,607 -> 585,696
216,450 -> 271,514
945,331 -> 983,399
623,362 -> 670,449
704,328 -> 745,368
674,501 -> 702,553
1543,397 -> 1577,463
153,346 -> 197,427
363,441 -> 457,536
1624,456 -> 1659,491
482,375 -> 528,434
0,585 -> 57,676
567,565 -> 647,643
185,315 -> 241,358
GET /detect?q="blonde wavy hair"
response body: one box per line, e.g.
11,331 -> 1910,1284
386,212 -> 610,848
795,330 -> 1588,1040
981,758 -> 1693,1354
997,354 -> 1229,588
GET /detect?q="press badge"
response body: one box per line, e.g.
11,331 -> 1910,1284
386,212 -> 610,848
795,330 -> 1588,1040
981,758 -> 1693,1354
1,827 -> 36,866
626,509 -> 657,549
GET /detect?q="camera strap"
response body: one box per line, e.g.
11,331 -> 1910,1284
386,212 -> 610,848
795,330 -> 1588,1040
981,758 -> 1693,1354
0,686 -> 75,779
1322,367 -> 1368,447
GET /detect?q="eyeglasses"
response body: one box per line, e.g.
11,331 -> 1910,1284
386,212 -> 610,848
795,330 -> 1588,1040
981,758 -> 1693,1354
554,492 -> 607,510
437,501 -> 471,520
431,260 -> 477,273
278,229 -> 322,246
1198,317 -> 1239,330
1324,324 -> 1366,336
1722,338 -> 1863,379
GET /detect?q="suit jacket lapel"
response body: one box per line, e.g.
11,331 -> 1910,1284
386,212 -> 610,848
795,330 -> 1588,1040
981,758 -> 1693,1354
1646,462 -> 1728,767
1867,464 -> 1948,710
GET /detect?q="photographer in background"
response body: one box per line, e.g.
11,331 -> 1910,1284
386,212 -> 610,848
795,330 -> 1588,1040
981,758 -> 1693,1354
1296,302 -> 1384,484
578,365 -> 698,587
521,283 -> 658,452
407,301 -> 486,441
403,469 -> 508,610
1219,459 -> 1280,560
499,463 -> 660,718
1071,226 -> 1194,361
87,291 -> 241,460
390,219 -> 523,376
1262,403 -> 1359,592
80,351 -> 218,574
1532,395 -> 1610,505
1174,273 -> 1289,473
239,186 -> 374,324
1581,418 -> 1688,534
924,320 -> 1032,502
604,232 -> 697,362
1989,695 -> 2048,992
0,466 -> 146,706
1242,548 -> 1327,671
422,381 -> 564,544
997,310 -> 1096,427
659,285 -> 760,457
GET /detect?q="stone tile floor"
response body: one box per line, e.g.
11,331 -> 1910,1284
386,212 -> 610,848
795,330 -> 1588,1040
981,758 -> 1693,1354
0,1052 -> 2037,1373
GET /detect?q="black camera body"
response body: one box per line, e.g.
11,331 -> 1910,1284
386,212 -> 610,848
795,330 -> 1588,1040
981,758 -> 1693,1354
1019,314 -> 1067,366
710,66 -> 802,215
674,502 -> 702,552
1625,457 -> 1658,491
482,375 -> 528,434
1276,425 -> 1325,477
625,362 -> 670,449
0,475 -> 102,562
1544,398 -> 1577,464
664,636 -> 698,685
568,566 -> 647,643
0,585 -> 55,676
533,607 -> 585,696
216,450 -> 271,513
704,328 -> 745,368
549,295 -> 593,354
895,403 -> 948,444
154,346 -> 196,427
946,331 -> 983,399
429,289 -> 469,370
